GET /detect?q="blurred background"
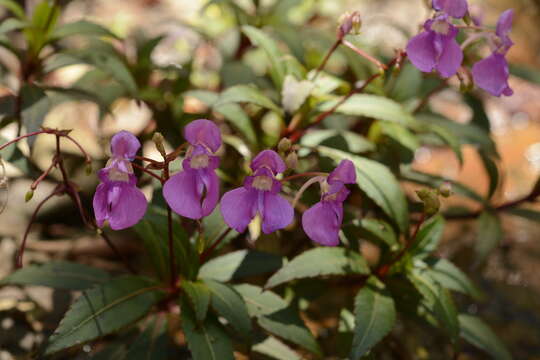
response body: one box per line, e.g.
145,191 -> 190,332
0,0 -> 539,358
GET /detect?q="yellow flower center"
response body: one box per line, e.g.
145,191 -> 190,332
190,154 -> 209,169
252,175 -> 273,191
431,20 -> 450,35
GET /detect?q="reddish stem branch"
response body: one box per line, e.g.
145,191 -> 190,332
312,39 -> 342,81
132,163 -> 163,183
0,130 -> 47,151
30,159 -> 57,190
64,135 -> 92,163
281,172 -> 327,182
342,39 -> 388,70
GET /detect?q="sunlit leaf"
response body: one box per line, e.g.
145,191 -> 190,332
215,84 -> 282,114
51,20 -> 119,40
409,215 -> 445,259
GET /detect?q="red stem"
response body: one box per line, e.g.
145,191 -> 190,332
132,163 -> 163,183
281,172 -> 327,182
342,39 -> 387,70
0,130 -> 47,151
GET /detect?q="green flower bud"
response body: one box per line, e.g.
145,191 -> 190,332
438,181 -> 452,198
152,132 -> 167,158
416,189 -> 440,217
285,152 -> 298,170
25,190 -> 34,202
85,163 -> 93,176
278,138 -> 292,153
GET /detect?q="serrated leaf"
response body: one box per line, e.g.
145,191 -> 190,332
51,20 -> 118,40
199,250 -> 283,282
215,84 -> 282,114
317,94 -> 417,126
358,218 -> 399,250
319,146 -> 409,232
1,261 -> 110,290
181,298 -> 234,360
205,280 -> 252,340
125,318 -> 171,360
45,276 -> 164,355
266,247 -> 369,289
350,277 -> 396,359
182,281 -> 211,323
409,215 -> 445,259
234,284 -> 288,317
409,270 -> 459,342
242,25 -> 287,89
253,335 -> 301,360
20,85 -> 51,149
459,314 -> 512,360
425,258 -> 483,300
475,211 -> 503,263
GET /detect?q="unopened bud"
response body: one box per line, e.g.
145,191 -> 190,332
152,132 -> 167,158
338,11 -> 361,38
85,163 -> 93,176
438,181 -> 452,198
278,138 -> 292,153
416,189 -> 440,217
285,152 -> 298,169
25,190 -> 34,202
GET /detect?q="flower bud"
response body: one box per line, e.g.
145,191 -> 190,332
438,181 -> 452,198
152,132 -> 167,158
338,11 -> 361,38
85,163 -> 93,176
285,152 -> 298,170
278,138 -> 292,153
25,190 -> 33,202
416,189 -> 440,217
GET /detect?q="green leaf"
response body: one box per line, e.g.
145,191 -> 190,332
281,75 -> 313,114
389,63 -> 422,102
0,135 -> 40,176
205,280 -> 252,340
242,25 -> 287,89
409,270 -> 459,342
428,123 -> 464,165
0,18 -> 26,34
0,0 -> 26,19
480,151 -> 499,199
409,215 -> 445,259
214,103 -> 257,144
253,335 -> 301,360
215,84 -> 282,114
357,218 -> 399,250
125,319 -> 171,360
182,281 -> 211,323
505,207 -> 540,223
425,258 -> 483,300
465,94 -> 490,132
300,129 -> 375,154
319,146 -> 409,232
45,276 -> 164,355
317,94 -> 417,126
475,211 -> 503,263
181,298 -> 234,360
350,277 -> 396,359
199,250 -> 283,282
379,122 -> 420,152
20,85 -> 51,149
459,314 -> 512,360
25,0 -> 59,54
51,20 -> 119,40
1,261 -> 110,290
265,247 -> 369,289
234,284 -> 288,317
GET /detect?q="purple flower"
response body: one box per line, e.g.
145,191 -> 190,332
302,160 -> 356,246
471,9 -> 514,97
93,131 -> 147,230
220,150 -> 294,234
163,119 -> 221,220
432,0 -> 468,19
406,15 -> 463,78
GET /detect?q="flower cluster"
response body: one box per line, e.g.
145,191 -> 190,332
93,121 -> 357,247
407,0 -> 514,97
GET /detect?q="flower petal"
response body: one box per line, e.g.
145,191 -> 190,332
163,170 -> 204,219
435,38 -> 463,78
110,131 -> 140,160
93,183 -> 109,228
432,0 -> 468,18
200,169 -> 220,217
220,187 -> 257,233
302,201 -> 342,246
250,150 -> 286,174
406,31 -> 437,74
260,192 -> 294,234
472,53 -> 512,97
496,9 -> 513,38
108,184 -> 148,230
328,160 -> 356,185
184,119 -> 221,152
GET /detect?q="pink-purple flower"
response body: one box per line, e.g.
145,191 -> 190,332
163,119 -> 221,220
472,9 -> 514,97
220,150 -> 294,234
302,160 -> 356,246
432,0 -> 468,19
93,131 -> 147,230
406,15 -> 463,78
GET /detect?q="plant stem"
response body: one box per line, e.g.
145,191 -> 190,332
132,163 -> 163,183
342,39 -> 387,70
412,81 -> 447,113
281,172 -> 327,182
312,39 -> 342,81
0,130 -> 46,151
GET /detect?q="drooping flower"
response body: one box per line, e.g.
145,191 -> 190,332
93,131 -> 147,230
302,160 -> 356,246
471,9 -> 514,97
163,119 -> 221,220
406,15 -> 463,78
220,150 -> 294,234
432,0 -> 468,19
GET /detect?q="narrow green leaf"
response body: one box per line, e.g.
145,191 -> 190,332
475,211 -> 503,263
1,261 -> 110,290
242,25 -> 287,89
181,298 -> 234,360
51,20 -> 119,40
199,250 -> 283,282
350,277 -> 396,359
253,335 -> 301,360
182,281 -> 211,323
0,0 -> 26,19
358,218 -> 399,250
465,94 -> 490,132
319,146 -> 409,232
379,122 -> 420,152
0,18 -> 26,34
214,102 -> 257,144
425,258 -> 483,300
265,247 -> 369,289
505,207 -> 540,223
45,276 -> 164,354
125,319 -> 171,360
215,84 -> 282,114
300,129 -> 374,154
409,215 -> 445,259
428,124 -> 463,165
480,151 -> 499,199
459,314 -> 512,360
20,85 -> 51,149
205,280 -> 252,340
234,284 -> 288,317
